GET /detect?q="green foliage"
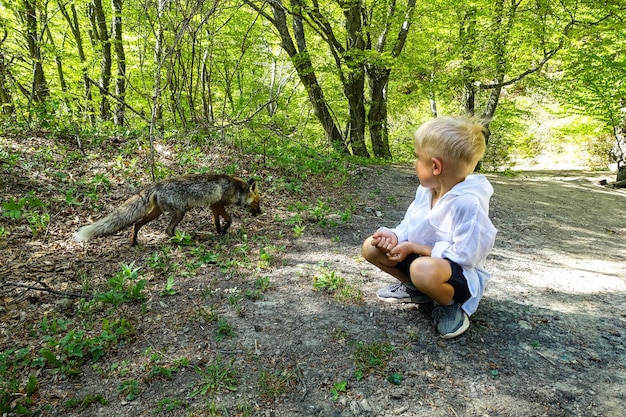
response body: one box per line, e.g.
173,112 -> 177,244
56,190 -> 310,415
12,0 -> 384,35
190,358 -> 239,397
96,262 -> 147,305
63,394 -> 107,411
330,380 -> 348,401
160,276 -> 177,296
353,341 -> 396,380
312,265 -> 364,304
215,318 -> 235,341
0,348 -> 39,414
118,379 -> 139,401
36,316 -> 132,376
170,230 -> 193,245
258,366 -> 297,401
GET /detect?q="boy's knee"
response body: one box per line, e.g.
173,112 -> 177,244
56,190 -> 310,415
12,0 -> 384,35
361,236 -> 375,260
409,257 -> 452,283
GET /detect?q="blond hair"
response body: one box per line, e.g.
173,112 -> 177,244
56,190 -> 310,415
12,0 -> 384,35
414,115 -> 487,173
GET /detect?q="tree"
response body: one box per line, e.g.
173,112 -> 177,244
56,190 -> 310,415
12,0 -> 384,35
247,0 -> 417,157
111,0 -> 126,126
22,0 -> 49,103
248,0 -> 346,153
557,13 -> 626,181
89,0 -> 112,120
58,0 -> 94,123
365,0 -> 416,157
0,28 -> 15,115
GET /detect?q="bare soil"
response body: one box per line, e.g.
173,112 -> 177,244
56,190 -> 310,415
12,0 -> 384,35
1,136 -> 625,417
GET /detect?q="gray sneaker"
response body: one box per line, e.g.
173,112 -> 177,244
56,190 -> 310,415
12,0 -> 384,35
376,282 -> 432,304
431,302 -> 470,339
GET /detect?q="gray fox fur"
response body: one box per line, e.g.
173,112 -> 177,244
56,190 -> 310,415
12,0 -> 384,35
74,174 -> 261,245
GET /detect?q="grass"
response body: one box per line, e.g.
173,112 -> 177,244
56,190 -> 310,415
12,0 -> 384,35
312,265 -> 364,304
0,126 -> 387,416
190,357 -> 239,396
353,341 -> 396,380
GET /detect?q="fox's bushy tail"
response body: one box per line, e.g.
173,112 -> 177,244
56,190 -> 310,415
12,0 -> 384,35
74,191 -> 153,242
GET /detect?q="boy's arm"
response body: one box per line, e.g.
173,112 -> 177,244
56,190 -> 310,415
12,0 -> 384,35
432,202 -> 496,267
387,241 -> 432,261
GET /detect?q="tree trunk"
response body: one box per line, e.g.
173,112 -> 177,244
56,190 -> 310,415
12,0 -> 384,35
343,3 -> 368,157
58,2 -> 94,123
459,7 -> 477,115
112,0 -> 126,126
24,0 -> 49,103
90,0 -> 111,121
269,0 -> 345,153
0,47 -> 15,115
365,0 -> 415,158
201,47 -> 214,124
368,68 -> 391,157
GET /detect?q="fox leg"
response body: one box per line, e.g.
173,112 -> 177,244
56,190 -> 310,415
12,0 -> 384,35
211,205 -> 231,234
165,210 -> 187,237
131,205 -> 163,246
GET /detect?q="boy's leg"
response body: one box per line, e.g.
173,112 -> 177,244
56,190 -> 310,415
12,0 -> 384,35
361,236 -> 409,282
408,257 -> 471,338
362,236 -> 432,304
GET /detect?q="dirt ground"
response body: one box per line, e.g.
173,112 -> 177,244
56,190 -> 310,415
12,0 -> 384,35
1,140 -> 626,416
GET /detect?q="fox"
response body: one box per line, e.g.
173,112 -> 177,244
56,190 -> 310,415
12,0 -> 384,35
74,173 -> 261,245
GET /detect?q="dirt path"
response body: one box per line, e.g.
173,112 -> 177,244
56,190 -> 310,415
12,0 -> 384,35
2,159 -> 625,416
275,166 -> 626,417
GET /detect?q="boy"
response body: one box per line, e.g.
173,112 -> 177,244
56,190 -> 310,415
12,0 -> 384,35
362,116 -> 497,339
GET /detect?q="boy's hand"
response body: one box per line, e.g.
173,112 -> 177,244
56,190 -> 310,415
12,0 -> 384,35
386,242 -> 413,262
370,230 -> 398,253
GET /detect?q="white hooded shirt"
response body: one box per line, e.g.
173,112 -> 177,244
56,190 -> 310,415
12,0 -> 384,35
379,174 -> 497,316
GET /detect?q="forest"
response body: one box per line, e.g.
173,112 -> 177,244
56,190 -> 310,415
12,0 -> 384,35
0,0 -> 625,175
1,1 -> 626,416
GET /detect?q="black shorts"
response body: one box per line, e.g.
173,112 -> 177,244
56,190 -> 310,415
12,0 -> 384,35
396,254 -> 471,303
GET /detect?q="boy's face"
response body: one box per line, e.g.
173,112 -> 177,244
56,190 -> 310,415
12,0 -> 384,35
413,147 -> 436,186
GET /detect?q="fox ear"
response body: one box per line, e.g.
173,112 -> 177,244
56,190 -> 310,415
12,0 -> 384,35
248,178 -> 258,192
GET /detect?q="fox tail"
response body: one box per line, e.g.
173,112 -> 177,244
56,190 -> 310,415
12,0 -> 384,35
74,189 -> 153,242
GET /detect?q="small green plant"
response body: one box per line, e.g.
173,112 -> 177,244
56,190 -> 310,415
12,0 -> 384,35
313,270 -> 344,293
244,276 -> 271,301
27,211 -> 50,236
160,276 -> 177,296
1,194 -> 46,220
118,379 -> 139,401
156,397 -> 185,412
334,282 -> 364,304
148,365 -> 174,379
313,267 -> 363,303
189,357 -> 239,397
258,247 -> 272,269
293,224 -> 306,237
215,318 -> 235,341
63,393 -> 107,411
64,188 -> 84,206
1,198 -> 25,219
330,380 -> 348,400
353,341 -> 396,379
227,292 -> 241,307
310,199 -> 331,226
170,230 -> 193,245
189,306 -> 219,324
258,366 -> 297,401
147,249 -> 170,271
96,262 -> 147,305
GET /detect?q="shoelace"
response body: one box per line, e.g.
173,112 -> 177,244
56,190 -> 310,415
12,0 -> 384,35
390,282 -> 407,293
431,304 -> 453,323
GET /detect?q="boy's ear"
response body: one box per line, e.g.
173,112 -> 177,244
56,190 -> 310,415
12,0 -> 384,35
431,157 -> 443,175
